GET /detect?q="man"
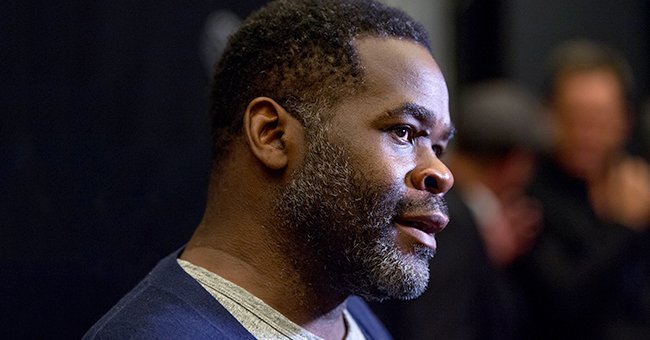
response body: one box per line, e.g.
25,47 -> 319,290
84,0 -> 455,339
514,40 -> 650,339
372,80 -> 544,340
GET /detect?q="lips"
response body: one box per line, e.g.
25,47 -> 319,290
395,213 -> 449,234
394,212 -> 449,251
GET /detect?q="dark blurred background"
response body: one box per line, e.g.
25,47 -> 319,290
1,0 -> 648,338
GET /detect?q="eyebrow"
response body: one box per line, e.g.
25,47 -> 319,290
385,103 -> 456,140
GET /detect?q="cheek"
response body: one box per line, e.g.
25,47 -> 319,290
334,129 -> 414,188
358,149 -> 413,188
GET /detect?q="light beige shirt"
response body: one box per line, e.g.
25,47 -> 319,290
178,259 -> 366,340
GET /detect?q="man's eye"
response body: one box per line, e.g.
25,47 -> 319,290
391,126 -> 413,142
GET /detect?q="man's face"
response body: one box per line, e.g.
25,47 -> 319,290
551,70 -> 628,181
276,38 -> 454,301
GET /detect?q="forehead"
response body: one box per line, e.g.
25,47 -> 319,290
338,37 -> 450,127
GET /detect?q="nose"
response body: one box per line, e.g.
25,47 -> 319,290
409,157 -> 454,195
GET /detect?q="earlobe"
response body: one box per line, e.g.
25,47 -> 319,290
244,97 -> 291,170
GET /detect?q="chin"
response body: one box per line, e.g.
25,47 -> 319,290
352,244 -> 432,302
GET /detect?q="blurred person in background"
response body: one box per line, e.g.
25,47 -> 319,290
371,79 -> 545,340
514,40 -> 650,340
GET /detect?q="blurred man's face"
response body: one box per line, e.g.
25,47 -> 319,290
275,37 -> 454,301
551,69 -> 628,181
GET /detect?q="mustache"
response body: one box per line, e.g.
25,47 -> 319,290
365,182 -> 448,220
395,194 -> 448,217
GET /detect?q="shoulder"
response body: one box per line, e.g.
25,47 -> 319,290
83,282 -> 213,339
346,296 -> 393,340
83,251 -> 254,340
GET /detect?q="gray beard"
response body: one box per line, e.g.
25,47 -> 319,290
274,127 -> 445,301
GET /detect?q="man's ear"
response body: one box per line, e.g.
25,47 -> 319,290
243,97 -> 296,170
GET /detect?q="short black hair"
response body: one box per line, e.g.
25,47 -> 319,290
542,40 -> 634,105
209,0 -> 431,163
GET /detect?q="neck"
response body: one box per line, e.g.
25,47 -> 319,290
181,203 -> 348,339
181,150 -> 351,339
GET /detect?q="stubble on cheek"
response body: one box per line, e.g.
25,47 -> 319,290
273,129 -> 439,300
